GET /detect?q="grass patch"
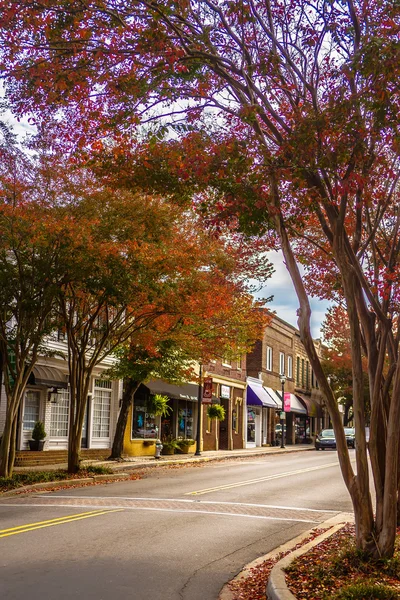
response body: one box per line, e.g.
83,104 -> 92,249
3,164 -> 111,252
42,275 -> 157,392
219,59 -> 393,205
333,581 -> 399,599
0,465 -> 113,492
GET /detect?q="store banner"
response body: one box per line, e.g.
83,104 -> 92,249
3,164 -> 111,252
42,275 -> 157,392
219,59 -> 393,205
284,392 -> 291,412
202,376 -> 213,404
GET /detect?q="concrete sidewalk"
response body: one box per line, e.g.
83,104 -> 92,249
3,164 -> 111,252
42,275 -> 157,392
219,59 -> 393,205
14,444 -> 314,473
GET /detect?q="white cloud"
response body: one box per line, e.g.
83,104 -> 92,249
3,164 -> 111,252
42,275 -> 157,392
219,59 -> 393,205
257,251 -> 330,338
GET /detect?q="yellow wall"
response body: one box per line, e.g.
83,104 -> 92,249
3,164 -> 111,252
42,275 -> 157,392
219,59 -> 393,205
123,407 -> 157,457
122,408 -> 197,456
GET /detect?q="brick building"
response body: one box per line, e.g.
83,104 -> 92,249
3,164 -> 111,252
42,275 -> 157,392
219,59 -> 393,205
201,357 -> 247,451
246,314 -> 328,446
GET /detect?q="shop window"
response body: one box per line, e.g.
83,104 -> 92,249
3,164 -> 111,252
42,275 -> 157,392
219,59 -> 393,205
132,404 -> 158,439
178,402 -> 193,439
279,352 -> 285,375
287,355 -> 293,379
92,379 -> 111,438
50,389 -> 70,437
266,346 -> 273,371
247,409 -> 256,443
23,391 -> 40,431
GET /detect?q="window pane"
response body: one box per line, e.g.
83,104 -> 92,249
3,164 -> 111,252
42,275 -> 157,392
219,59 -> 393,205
50,389 -> 70,437
178,403 -> 193,439
23,391 -> 40,431
92,388 -> 111,438
132,405 -> 158,439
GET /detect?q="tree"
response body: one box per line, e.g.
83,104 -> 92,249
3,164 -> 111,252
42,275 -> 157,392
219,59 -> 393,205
1,0 -> 400,557
321,305 -> 369,426
0,149 -> 76,477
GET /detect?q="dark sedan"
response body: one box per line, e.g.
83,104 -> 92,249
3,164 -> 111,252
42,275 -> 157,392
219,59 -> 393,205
315,427 -> 356,450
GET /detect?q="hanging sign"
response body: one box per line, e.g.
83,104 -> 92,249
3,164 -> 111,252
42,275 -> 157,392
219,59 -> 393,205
202,376 -> 213,404
284,392 -> 291,412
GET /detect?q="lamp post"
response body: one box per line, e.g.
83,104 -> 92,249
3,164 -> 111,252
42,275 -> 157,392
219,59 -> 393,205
280,375 -> 286,448
195,363 -> 202,456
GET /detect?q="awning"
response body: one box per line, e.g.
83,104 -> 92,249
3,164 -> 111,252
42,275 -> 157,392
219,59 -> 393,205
296,394 -> 323,418
144,379 -> 199,402
246,379 -> 278,408
265,387 -> 283,409
30,365 -> 68,389
275,391 -> 308,415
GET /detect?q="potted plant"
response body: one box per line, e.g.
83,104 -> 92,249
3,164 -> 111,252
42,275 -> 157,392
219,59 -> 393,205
146,394 -> 172,417
28,420 -> 47,451
207,404 -> 226,421
176,438 -> 196,454
161,436 -> 179,456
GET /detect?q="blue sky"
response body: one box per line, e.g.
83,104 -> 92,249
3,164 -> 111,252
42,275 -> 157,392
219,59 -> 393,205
258,251 -> 330,339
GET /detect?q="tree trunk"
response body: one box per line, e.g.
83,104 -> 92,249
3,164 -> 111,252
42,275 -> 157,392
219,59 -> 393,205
68,429 -> 82,474
110,379 -> 140,459
0,411 -> 13,477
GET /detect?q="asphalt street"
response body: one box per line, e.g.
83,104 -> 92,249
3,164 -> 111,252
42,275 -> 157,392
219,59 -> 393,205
0,450 -> 355,600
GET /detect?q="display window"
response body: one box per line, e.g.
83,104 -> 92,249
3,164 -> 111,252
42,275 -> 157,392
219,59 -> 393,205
132,405 -> 158,439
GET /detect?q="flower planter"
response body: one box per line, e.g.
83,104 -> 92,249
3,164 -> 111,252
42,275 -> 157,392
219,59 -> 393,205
177,445 -> 192,454
161,446 -> 175,455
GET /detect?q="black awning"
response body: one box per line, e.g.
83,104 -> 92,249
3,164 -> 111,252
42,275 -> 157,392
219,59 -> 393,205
30,365 -> 68,389
144,379 -> 199,402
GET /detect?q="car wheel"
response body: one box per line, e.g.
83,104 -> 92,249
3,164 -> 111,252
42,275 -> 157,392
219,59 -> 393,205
316,447 -> 320,451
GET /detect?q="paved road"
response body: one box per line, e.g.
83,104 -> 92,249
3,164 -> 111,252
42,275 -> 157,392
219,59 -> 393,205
0,450 -> 354,600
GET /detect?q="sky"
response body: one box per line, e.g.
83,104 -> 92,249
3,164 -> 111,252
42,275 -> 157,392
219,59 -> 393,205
259,251 -> 329,339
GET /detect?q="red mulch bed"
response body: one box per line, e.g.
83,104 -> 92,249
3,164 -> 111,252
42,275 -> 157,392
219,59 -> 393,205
228,524 -> 400,600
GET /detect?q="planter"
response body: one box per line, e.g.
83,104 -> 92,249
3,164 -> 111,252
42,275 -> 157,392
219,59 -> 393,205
161,446 -> 175,455
177,445 -> 192,454
28,440 -> 45,451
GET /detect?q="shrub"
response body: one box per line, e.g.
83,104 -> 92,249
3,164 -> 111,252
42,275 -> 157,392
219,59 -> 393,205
31,421 -> 46,441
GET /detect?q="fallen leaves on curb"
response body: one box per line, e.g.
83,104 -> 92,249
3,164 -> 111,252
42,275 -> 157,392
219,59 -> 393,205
285,523 -> 400,599
228,528 -> 329,600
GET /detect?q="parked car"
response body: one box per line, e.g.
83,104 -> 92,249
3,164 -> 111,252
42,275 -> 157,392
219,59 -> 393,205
315,427 -> 356,450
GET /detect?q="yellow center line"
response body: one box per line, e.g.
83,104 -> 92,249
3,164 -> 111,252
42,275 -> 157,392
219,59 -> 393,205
0,509 -> 123,538
186,462 -> 342,496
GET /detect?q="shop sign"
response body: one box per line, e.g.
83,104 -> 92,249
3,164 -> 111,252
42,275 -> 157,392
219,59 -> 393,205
220,385 -> 231,399
202,376 -> 213,404
284,392 -> 291,412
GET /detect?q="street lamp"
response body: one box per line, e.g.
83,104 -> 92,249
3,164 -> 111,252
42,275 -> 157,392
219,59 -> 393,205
280,375 -> 286,448
195,363 -> 202,456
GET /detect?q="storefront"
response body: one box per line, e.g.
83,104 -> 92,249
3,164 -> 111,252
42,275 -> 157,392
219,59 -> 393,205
124,379 -> 199,456
18,363 -> 117,451
275,392 -> 308,445
245,377 -> 278,447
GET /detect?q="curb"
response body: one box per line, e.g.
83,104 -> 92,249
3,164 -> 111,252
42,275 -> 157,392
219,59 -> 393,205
266,520 -> 347,600
218,513 -> 352,600
0,472 -> 131,497
113,446 -> 315,472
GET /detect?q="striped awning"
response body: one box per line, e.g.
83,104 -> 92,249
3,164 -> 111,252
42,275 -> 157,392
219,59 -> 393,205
30,365 -> 68,389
